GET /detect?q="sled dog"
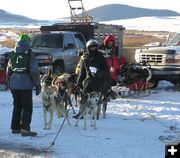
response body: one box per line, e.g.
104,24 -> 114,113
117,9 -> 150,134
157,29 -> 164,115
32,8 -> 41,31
52,73 -> 76,113
74,91 -> 100,130
41,74 -> 71,130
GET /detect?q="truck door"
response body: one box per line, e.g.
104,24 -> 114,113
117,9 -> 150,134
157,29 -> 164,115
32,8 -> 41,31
74,33 -> 86,50
63,33 -> 79,72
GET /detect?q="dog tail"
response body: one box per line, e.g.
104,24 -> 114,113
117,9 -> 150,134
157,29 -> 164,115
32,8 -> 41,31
47,68 -> 53,76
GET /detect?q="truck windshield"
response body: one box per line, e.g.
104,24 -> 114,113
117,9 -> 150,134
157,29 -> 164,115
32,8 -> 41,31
167,33 -> 180,46
30,34 -> 63,48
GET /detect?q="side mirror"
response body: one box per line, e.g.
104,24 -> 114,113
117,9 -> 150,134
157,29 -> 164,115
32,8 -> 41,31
65,43 -> 75,49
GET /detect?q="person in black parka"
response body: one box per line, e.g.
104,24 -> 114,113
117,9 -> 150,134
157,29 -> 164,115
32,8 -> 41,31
73,39 -> 112,119
77,39 -> 111,94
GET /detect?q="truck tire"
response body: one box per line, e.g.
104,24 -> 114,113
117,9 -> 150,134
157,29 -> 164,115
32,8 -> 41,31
151,78 -> 159,88
52,64 -> 65,74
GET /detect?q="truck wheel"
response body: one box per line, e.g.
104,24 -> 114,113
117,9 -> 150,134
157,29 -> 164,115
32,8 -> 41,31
53,65 -> 64,74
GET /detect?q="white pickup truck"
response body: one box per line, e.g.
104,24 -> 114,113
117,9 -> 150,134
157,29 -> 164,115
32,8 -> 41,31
135,33 -> 180,86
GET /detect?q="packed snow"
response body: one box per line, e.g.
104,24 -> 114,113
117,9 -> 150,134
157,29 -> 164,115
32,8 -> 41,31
0,81 -> 180,158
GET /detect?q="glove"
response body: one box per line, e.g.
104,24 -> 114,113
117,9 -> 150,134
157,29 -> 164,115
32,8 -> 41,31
110,66 -> 114,72
89,66 -> 98,78
89,66 -> 97,74
35,85 -> 41,96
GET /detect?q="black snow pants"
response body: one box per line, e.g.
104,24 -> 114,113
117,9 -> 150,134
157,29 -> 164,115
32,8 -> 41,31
11,89 -> 33,131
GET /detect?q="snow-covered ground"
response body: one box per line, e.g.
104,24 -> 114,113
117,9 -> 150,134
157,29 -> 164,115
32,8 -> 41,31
1,16 -> 180,33
0,30 -> 18,41
0,45 -> 12,54
102,16 -> 180,32
0,81 -> 180,158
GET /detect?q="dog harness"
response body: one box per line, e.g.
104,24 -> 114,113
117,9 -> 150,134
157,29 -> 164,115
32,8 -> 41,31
43,97 -> 52,111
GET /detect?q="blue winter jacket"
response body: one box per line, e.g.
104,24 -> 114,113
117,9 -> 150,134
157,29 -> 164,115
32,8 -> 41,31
7,40 -> 40,90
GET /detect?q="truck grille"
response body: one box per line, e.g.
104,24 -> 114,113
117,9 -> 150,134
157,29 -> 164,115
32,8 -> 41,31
139,54 -> 163,63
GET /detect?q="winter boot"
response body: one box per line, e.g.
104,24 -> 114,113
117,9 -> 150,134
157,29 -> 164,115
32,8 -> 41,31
12,129 -> 21,134
73,112 -> 84,119
21,129 -> 37,137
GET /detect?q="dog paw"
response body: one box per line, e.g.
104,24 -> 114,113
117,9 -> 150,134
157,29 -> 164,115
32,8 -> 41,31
44,126 -> 51,130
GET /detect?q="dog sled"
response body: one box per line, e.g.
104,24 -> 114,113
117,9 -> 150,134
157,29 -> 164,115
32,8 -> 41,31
112,62 -> 154,98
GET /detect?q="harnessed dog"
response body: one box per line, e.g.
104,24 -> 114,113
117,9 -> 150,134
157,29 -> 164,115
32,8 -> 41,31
52,73 -> 76,114
74,90 -> 101,130
41,71 -> 71,130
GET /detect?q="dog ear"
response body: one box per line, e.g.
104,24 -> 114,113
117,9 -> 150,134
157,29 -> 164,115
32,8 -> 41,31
47,69 -> 52,77
90,91 -> 95,98
40,74 -> 48,83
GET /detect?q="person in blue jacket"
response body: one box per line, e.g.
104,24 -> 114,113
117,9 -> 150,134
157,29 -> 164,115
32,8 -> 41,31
7,34 -> 41,136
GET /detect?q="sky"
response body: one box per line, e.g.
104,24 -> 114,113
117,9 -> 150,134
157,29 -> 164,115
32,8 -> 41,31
0,0 -> 180,20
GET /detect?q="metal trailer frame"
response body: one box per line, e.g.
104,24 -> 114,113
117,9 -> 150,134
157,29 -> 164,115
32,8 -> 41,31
68,0 -> 93,23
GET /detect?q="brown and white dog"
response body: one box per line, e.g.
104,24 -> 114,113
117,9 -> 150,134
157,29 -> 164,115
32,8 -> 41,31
74,91 -> 101,130
51,73 -> 76,114
41,71 -> 71,130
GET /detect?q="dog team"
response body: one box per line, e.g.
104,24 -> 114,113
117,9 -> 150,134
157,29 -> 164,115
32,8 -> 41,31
40,69 -> 110,130
7,35 -> 115,136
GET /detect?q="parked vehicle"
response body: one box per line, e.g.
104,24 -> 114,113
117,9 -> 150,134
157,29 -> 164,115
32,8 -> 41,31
30,30 -> 86,74
135,32 -> 180,86
0,22 -> 125,90
31,22 -> 125,74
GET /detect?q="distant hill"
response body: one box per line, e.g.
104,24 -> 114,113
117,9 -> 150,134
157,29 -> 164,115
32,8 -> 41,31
1,4 -> 180,24
86,4 -> 180,22
0,9 -> 43,24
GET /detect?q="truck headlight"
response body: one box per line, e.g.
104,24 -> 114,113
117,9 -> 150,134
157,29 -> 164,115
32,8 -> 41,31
166,54 -> 175,59
135,53 -> 140,62
164,54 -> 180,63
36,54 -> 52,64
